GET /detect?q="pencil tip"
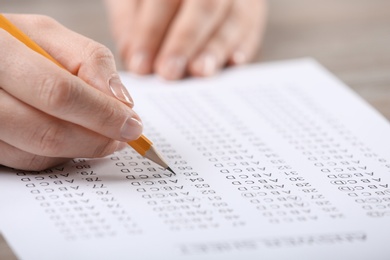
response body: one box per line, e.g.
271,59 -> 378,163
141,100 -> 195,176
166,167 -> 176,175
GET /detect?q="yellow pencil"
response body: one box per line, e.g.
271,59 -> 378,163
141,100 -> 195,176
0,14 -> 175,174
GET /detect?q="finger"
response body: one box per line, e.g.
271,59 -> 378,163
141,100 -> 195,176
0,89 -> 120,158
104,0 -> 139,46
228,0 -> 268,65
0,140 -> 69,171
155,0 -> 232,80
4,14 -> 134,107
0,30 -> 143,142
188,7 -> 243,77
126,0 -> 181,74
103,0 -> 140,68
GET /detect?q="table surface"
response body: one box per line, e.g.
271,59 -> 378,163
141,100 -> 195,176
1,0 -> 389,259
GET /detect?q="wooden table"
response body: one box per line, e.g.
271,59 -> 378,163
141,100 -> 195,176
1,0 -> 389,259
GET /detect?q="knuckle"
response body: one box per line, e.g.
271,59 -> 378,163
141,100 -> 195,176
17,153 -> 68,172
97,100 -> 124,128
37,75 -> 78,114
34,124 -> 67,156
92,139 -> 118,158
24,155 -> 56,171
28,15 -> 59,30
84,42 -> 114,65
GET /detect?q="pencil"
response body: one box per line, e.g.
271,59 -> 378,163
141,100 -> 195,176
0,14 -> 175,174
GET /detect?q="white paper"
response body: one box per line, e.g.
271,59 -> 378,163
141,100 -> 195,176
1,59 -> 390,260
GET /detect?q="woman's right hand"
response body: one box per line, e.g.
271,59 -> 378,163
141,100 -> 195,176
0,14 -> 143,171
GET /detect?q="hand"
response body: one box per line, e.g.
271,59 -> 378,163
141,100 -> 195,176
104,0 -> 267,80
0,14 -> 142,171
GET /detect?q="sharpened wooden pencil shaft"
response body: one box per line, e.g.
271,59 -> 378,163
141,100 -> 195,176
144,145 -> 176,175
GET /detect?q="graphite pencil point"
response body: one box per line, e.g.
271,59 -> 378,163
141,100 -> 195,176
166,167 -> 176,175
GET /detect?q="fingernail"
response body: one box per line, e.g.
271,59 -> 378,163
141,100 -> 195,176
109,76 -> 134,108
231,50 -> 246,65
121,116 -> 143,140
129,51 -> 150,74
194,53 -> 218,76
161,56 -> 186,80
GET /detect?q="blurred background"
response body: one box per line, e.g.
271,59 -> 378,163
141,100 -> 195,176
1,0 -> 390,258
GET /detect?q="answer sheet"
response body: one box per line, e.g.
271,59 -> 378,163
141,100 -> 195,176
1,59 -> 390,259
